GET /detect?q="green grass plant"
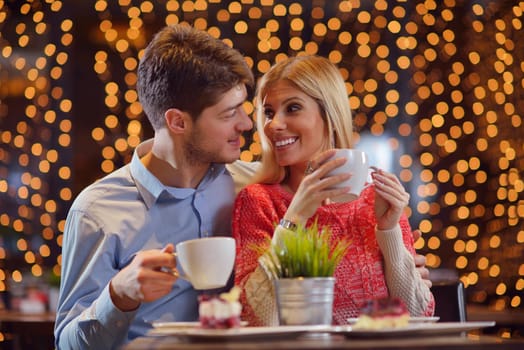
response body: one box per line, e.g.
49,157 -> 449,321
254,219 -> 351,279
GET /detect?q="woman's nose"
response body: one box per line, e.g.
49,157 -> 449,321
268,113 -> 286,130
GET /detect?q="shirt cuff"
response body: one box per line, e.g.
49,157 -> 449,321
95,283 -> 138,330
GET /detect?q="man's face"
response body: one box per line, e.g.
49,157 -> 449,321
184,84 -> 252,165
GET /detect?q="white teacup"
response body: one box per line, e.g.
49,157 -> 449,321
175,236 -> 235,290
327,149 -> 369,202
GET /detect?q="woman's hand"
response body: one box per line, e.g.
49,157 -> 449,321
284,149 -> 351,224
372,168 -> 410,231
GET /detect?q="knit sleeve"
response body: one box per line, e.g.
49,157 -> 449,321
375,221 -> 436,317
232,185 -> 280,326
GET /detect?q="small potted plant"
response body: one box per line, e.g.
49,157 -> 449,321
256,219 -> 350,326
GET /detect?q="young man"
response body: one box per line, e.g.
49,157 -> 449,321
55,24 -> 431,349
54,24 -> 256,349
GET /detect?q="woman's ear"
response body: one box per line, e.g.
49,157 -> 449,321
165,108 -> 188,134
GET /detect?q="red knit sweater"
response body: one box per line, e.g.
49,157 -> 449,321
233,183 -> 434,325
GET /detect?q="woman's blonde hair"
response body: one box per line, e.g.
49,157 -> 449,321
253,55 -> 353,184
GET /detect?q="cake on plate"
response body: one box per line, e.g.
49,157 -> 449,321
198,286 -> 242,329
353,297 -> 410,329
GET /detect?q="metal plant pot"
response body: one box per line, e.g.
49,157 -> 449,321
274,277 -> 335,325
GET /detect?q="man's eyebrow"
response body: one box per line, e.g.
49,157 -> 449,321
218,100 -> 246,114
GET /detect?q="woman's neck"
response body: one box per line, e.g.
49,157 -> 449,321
282,163 -> 308,193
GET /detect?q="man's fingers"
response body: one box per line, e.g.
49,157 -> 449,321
414,254 -> 426,267
161,243 -> 175,254
139,249 -> 177,270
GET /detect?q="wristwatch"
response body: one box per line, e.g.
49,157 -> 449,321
279,218 -> 297,231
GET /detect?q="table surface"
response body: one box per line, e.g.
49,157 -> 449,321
467,305 -> 524,325
1,308 -> 522,350
122,333 -> 524,350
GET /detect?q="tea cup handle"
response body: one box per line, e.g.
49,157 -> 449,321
161,252 -> 190,282
363,166 -> 379,189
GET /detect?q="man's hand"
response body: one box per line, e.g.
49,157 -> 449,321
109,244 -> 178,311
412,229 -> 432,288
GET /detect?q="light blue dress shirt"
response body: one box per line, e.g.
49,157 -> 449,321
54,140 -> 242,349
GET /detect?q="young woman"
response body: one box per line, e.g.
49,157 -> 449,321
233,55 -> 435,326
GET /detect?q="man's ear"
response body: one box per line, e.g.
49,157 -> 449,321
165,108 -> 188,134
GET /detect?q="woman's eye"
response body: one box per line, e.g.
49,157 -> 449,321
287,103 -> 301,113
264,109 -> 274,119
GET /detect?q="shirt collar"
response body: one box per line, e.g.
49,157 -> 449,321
130,139 -> 228,209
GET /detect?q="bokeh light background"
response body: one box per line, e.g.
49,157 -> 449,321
0,0 -> 522,316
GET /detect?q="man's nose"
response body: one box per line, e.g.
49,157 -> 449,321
238,108 -> 253,131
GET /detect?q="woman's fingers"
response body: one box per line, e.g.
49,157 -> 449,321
307,157 -> 347,182
306,148 -> 351,180
306,149 -> 337,171
373,169 -> 410,230
374,181 -> 409,204
373,171 -> 409,204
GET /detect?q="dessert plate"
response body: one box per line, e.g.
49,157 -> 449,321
346,316 -> 440,324
334,321 -> 495,338
152,321 -> 248,329
152,322 -> 201,330
149,324 -> 332,340
149,321 -> 494,340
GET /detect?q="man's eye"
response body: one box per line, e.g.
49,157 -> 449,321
224,110 -> 237,118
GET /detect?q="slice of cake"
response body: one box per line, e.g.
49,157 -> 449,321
198,286 -> 242,329
353,297 -> 410,329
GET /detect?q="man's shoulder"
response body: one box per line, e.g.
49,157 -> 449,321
70,165 -> 134,211
226,160 -> 260,194
226,160 -> 260,176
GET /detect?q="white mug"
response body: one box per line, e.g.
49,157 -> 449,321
327,149 -> 369,202
175,236 -> 236,290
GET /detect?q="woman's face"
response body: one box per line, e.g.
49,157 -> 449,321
262,80 -> 327,168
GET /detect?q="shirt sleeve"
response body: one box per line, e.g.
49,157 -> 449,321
55,209 -> 138,350
375,223 -> 436,317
